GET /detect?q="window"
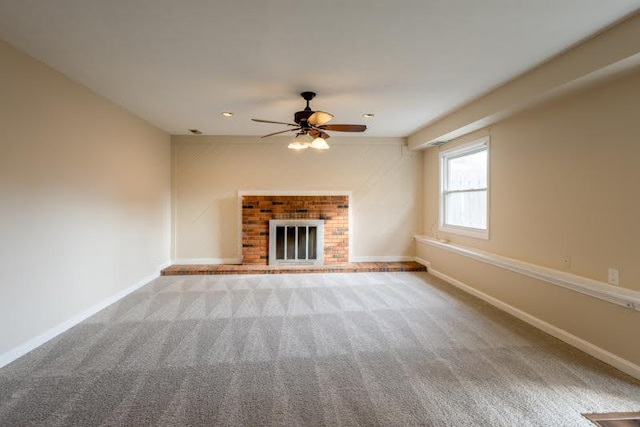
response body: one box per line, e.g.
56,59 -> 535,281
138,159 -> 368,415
440,137 -> 489,239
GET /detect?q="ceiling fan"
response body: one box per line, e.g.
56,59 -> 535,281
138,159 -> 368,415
252,92 -> 367,150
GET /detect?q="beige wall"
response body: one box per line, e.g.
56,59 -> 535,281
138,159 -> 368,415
423,69 -> 640,289
419,69 -> 640,366
0,40 -> 171,356
172,136 -> 422,262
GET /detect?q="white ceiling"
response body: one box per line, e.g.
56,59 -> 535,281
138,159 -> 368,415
0,1 -> 638,137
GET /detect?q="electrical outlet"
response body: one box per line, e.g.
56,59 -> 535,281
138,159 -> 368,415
608,268 -> 619,286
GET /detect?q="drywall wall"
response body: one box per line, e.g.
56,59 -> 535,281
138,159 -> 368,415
171,136 -> 421,262
422,69 -> 640,289
417,69 -> 640,367
0,40 -> 171,358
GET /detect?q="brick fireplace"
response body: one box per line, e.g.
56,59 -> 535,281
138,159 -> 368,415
241,194 -> 349,265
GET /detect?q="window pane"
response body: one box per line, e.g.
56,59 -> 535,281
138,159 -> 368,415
298,227 -> 307,260
275,226 -> 285,260
447,150 -> 487,191
286,226 -> 296,259
308,227 -> 317,259
445,190 -> 487,229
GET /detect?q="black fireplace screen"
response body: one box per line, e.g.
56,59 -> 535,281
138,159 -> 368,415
269,219 -> 324,266
275,225 -> 318,261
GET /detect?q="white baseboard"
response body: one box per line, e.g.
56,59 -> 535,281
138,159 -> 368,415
350,256 -> 415,263
0,260 -> 171,369
414,257 -> 430,270
172,258 -> 241,265
421,261 -> 640,381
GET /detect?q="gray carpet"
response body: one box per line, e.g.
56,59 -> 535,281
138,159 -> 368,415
1,272 -> 639,426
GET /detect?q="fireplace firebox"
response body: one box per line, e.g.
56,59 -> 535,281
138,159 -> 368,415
269,220 -> 324,266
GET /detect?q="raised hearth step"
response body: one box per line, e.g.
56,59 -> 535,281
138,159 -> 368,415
161,261 -> 426,276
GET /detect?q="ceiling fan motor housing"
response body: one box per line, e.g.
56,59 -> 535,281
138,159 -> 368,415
294,110 -> 314,126
294,92 -> 316,126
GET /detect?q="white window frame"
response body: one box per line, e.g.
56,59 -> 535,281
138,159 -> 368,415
439,136 -> 490,239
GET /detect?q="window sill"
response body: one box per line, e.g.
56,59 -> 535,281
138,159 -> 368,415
439,224 -> 489,240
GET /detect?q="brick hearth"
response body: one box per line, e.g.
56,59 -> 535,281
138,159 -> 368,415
161,261 -> 427,276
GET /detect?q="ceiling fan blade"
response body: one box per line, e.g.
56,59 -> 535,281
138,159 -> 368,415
252,118 -> 298,126
260,128 -> 300,138
308,111 -> 334,126
318,124 -> 367,132
309,129 -> 330,140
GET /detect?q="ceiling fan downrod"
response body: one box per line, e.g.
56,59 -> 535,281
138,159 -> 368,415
295,92 -> 317,125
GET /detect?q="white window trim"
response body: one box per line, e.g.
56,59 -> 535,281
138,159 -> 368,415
439,136 -> 490,240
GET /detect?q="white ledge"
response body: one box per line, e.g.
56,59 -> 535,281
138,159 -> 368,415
414,235 -> 640,312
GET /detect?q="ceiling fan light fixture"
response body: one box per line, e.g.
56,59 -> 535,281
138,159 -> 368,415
310,137 -> 330,150
288,141 -> 309,150
288,133 -> 312,150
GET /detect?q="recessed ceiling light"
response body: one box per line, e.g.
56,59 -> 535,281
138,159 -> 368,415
188,129 -> 202,135
363,113 -> 375,119
221,111 -> 234,117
